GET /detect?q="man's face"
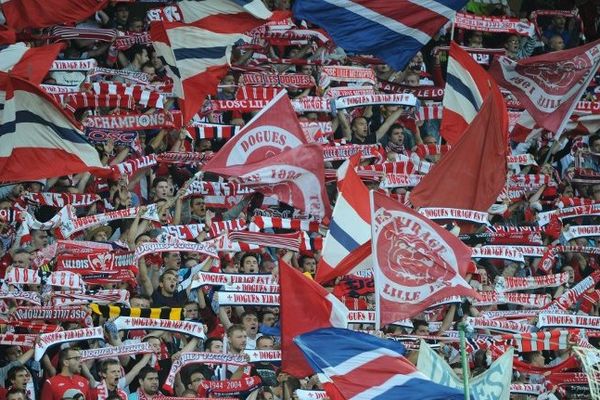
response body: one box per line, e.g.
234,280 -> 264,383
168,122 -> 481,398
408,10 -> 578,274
12,253 -> 31,268
155,181 -> 171,199
189,372 -> 205,392
130,297 -> 150,308
242,314 -> 258,336
164,252 -> 181,269
208,340 -> 223,353
183,304 -> 199,320
261,313 -> 276,327
147,338 -> 162,354
228,330 -> 247,352
129,20 -> 144,33
103,364 -> 121,388
302,258 -> 316,274
404,74 -> 419,87
115,7 -> 129,24
549,36 -> 564,51
191,198 -> 206,217
31,230 -> 49,249
140,372 -> 160,394
11,369 -> 29,389
66,350 -> 82,374
257,338 -> 274,350
591,139 -> 600,153
351,117 -> 368,139
242,256 -> 258,273
414,324 -> 429,336
160,273 -> 178,295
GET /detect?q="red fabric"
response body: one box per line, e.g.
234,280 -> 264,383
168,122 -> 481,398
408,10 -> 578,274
205,143 -> 331,219
1,0 -> 109,31
371,191 -> 478,325
489,38 -> 600,133
10,43 -> 63,85
40,374 -> 91,400
203,91 -> 308,169
279,259 -> 347,377
410,84 -> 508,212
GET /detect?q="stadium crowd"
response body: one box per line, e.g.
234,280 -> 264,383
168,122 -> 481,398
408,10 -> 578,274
2,0 -> 600,399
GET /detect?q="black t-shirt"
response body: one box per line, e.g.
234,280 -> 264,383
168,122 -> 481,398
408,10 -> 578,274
151,290 -> 188,307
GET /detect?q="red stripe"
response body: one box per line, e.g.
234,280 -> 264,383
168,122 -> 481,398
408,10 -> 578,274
330,355 -> 416,398
351,0 -> 448,37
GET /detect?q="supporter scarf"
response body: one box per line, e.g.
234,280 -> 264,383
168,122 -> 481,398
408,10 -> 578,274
319,65 -> 377,87
49,289 -> 130,306
50,26 -> 117,42
83,112 -> 181,130
418,103 -> 443,121
134,236 -> 218,261
483,226 -> 544,246
4,320 -> 62,333
234,86 -> 283,101
51,58 -> 97,71
187,123 -> 239,140
539,246 -> 600,274
244,349 -> 281,362
190,272 -> 276,290
114,32 -> 152,50
472,291 -> 551,308
91,81 -> 173,97
156,152 -> 215,165
296,390 -> 328,400
55,251 -> 136,276
538,313 -> 600,330
88,67 -> 149,84
210,219 -> 248,237
548,271 -> 600,311
220,282 -> 279,293
185,180 -> 253,197
357,161 -> 417,177
10,307 -> 88,322
80,342 -> 154,361
90,303 -> 183,321
322,144 -> 384,162
500,330 -> 570,352
0,208 -> 20,224
418,207 -> 490,225
110,154 -> 158,177
333,93 -> 416,110
381,174 -> 422,188
509,174 -> 554,189
35,326 -> 104,361
113,317 -> 206,339
207,97 -> 331,113
563,225 -> 600,241
557,196 -> 598,208
323,87 -> 375,99
4,267 -> 41,285
161,223 -> 206,240
63,92 -> 163,112
509,384 -> 546,395
198,376 -> 262,397
377,81 -> 444,101
228,230 -> 304,251
163,352 -> 248,392
57,204 -> 160,238
240,72 -> 315,88
512,355 -> 579,374
471,245 -> 525,262
466,317 -> 532,333
46,271 -> 86,290
41,84 -> 80,94
20,205 -> 71,231
507,154 -> 537,166
500,244 -> 545,257
0,333 -> 36,347
333,275 -> 374,297
480,310 -> 547,320
20,193 -> 100,208
56,239 -> 115,255
0,291 -> 41,305
205,234 -> 261,253
454,12 -> 535,36
495,272 -> 569,293
531,10 -> 584,38
217,291 -> 279,306
248,216 -> 320,233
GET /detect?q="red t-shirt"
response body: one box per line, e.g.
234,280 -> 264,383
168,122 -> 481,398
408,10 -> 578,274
40,374 -> 90,400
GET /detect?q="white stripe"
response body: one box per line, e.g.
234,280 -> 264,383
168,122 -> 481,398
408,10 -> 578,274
349,372 -> 424,400
325,293 -> 349,327
0,43 -> 28,73
179,0 -> 244,23
408,0 -> 456,19
322,0 -> 431,45
323,348 -> 404,376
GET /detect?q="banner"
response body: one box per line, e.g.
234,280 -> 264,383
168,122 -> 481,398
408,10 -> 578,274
418,208 -> 490,225
217,291 -> 280,306
418,340 -> 513,400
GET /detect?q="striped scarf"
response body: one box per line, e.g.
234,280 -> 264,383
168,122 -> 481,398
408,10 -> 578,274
228,230 -> 304,251
91,304 -> 183,321
249,216 -> 320,233
187,123 -> 239,140
49,26 -> 117,42
500,330 -> 570,352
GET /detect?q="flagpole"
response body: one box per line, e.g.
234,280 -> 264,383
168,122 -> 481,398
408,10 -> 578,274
458,322 -> 470,400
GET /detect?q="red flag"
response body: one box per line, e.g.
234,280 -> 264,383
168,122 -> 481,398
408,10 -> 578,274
370,191 -> 478,327
205,143 -> 331,219
410,85 -> 508,212
2,43 -> 63,85
279,259 -> 348,377
1,0 -> 109,31
489,38 -> 600,134
202,90 -> 308,169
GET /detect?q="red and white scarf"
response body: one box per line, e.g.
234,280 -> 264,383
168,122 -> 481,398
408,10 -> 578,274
113,317 -> 207,339
454,12 -> 535,36
471,245 -> 525,262
190,272 -> 276,290
50,26 -> 117,42
538,246 -> 600,273
110,154 -> 158,177
562,225 -> 600,241
187,123 -> 239,140
324,86 -> 375,99
185,180 -> 253,197
0,333 -> 36,347
418,207 -> 490,225
466,317 -> 532,333
80,342 -> 154,361
227,230 -> 305,251
547,271 -> 600,311
157,151 -> 215,165
240,72 -> 315,88
51,58 -> 97,71
234,85 -> 283,101
333,93 -> 416,110
83,112 -> 181,130
217,291 -> 280,306
20,193 -> 100,208
114,32 -> 152,50
538,203 -> 600,226
377,81 -> 444,101
11,307 -> 89,323
500,330 -> 570,352
88,67 -> 149,84
537,314 -> 600,330
35,326 -> 104,361
322,143 -> 384,162
249,216 -> 320,233
319,65 -> 376,87
495,272 -> 569,293
134,236 -> 218,261
418,103 -> 444,121
0,290 -> 42,306
473,291 -> 551,308
380,174 -> 422,188
49,289 -> 130,306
